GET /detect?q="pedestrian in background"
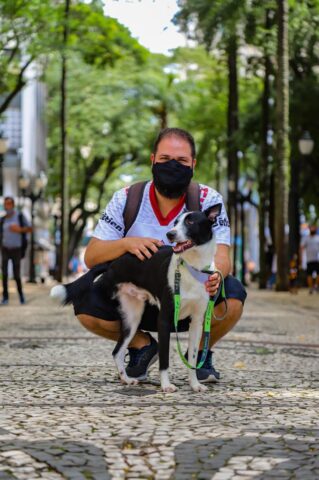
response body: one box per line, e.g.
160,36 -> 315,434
0,197 -> 32,305
301,224 -> 319,294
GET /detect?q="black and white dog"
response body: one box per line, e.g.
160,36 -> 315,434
51,204 -> 222,393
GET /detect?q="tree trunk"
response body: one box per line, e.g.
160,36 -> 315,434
275,0 -> 289,291
226,35 -> 239,275
288,144 -> 300,266
57,0 -> 70,282
259,10 -> 272,289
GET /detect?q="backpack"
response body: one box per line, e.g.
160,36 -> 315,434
123,181 -> 201,236
0,212 -> 28,258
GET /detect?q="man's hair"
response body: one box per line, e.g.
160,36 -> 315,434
153,127 -> 196,158
4,196 -> 15,205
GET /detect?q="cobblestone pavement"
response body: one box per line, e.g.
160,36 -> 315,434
0,281 -> 318,479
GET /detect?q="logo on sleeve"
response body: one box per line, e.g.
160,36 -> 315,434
100,213 -> 123,232
216,217 -> 230,228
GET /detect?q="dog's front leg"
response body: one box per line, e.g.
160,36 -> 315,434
158,289 -> 177,393
188,316 -> 208,392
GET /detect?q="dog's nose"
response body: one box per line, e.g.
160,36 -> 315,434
166,230 -> 176,242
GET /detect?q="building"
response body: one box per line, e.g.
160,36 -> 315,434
0,63 -> 47,201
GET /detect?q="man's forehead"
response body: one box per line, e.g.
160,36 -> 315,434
157,136 -> 192,156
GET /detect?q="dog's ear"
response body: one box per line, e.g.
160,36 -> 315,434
204,203 -> 222,223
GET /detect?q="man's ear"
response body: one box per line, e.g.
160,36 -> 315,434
150,153 -> 155,165
204,203 -> 222,223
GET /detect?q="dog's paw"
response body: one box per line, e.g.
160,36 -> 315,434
191,382 -> 208,393
120,376 -> 139,386
161,383 -> 178,393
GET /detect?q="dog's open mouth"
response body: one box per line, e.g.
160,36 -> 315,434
172,240 -> 194,254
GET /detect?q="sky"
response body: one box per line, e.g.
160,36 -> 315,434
103,0 -> 187,54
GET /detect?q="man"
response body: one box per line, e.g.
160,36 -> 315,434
301,224 -> 319,294
74,128 -> 247,382
0,197 -> 32,305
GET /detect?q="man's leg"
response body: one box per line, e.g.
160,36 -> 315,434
1,249 -> 9,301
77,314 -> 151,348
11,249 -> 24,301
208,299 -> 243,347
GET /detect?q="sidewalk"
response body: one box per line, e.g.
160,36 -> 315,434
0,281 -> 318,479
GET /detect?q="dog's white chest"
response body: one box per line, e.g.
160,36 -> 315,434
169,265 -> 209,319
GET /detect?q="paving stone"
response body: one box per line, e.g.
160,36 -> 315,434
1,284 -> 319,478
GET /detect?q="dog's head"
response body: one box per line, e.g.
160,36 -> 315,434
166,204 -> 222,254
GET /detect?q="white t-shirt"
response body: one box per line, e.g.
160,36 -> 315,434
93,181 -> 231,246
301,234 -> 319,263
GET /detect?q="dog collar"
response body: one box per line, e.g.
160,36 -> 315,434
178,259 -> 212,284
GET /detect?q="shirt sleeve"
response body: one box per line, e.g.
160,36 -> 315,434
93,188 -> 127,240
200,185 -> 231,246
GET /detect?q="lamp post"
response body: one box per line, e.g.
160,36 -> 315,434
18,172 -> 48,283
289,131 -> 314,266
0,133 -> 9,196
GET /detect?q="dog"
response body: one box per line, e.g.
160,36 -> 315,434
50,203 -> 222,392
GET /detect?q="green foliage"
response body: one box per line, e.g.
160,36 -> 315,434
0,0 -> 147,114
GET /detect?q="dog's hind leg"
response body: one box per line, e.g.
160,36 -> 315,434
188,316 -> 208,392
112,285 -> 146,385
158,288 -> 177,393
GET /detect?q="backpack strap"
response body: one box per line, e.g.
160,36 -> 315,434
186,181 -> 201,211
123,181 -> 148,236
18,212 -> 24,227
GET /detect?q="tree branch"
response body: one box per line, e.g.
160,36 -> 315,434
0,57 -> 34,114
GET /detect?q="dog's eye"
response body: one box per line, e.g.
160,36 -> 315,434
185,217 -> 194,225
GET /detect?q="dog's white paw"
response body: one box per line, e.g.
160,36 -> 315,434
191,382 -> 208,393
120,376 -> 139,386
161,383 -> 178,393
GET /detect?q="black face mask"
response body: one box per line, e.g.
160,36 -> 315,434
152,159 -> 193,199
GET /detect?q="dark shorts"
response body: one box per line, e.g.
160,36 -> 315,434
307,261 -> 319,276
74,274 -> 247,332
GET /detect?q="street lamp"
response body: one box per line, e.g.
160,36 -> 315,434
289,132 -> 314,266
298,131 -> 314,156
0,133 -> 9,196
18,171 -> 48,283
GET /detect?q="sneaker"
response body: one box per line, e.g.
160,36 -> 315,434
1,298 -> 9,305
19,295 -> 25,305
184,350 -> 220,382
126,333 -> 158,381
196,350 -> 221,383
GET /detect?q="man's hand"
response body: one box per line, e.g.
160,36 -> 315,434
9,224 -> 21,233
124,237 -> 163,261
205,272 -> 221,297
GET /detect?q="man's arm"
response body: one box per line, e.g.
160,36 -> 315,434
84,236 -> 163,268
205,244 -> 232,296
9,224 -> 32,234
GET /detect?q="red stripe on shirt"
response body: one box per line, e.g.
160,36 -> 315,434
149,182 -> 186,226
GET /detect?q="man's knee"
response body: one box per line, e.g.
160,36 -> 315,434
213,298 -> 243,328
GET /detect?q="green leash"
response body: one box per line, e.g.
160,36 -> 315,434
173,259 -> 227,370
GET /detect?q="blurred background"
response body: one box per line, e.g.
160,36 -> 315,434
0,0 -> 318,291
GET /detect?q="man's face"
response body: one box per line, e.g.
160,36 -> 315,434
151,136 -> 196,168
4,199 -> 14,212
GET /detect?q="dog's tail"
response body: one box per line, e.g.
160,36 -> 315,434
50,262 -> 110,306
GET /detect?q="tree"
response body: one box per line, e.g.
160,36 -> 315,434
274,0 -> 290,291
175,0 -> 251,274
0,0 -> 147,115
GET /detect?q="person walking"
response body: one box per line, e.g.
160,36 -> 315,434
301,224 -> 319,294
0,197 -> 32,304
73,128 -> 247,382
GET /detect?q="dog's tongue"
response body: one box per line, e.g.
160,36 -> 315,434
173,240 -> 194,253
